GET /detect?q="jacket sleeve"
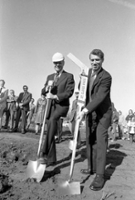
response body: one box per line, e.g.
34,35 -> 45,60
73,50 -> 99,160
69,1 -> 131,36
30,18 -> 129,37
56,74 -> 75,103
0,89 -> 8,103
17,93 -> 22,103
41,76 -> 50,96
86,74 -> 112,113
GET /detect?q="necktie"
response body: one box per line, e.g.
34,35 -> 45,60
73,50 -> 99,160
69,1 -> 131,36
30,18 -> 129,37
54,73 -> 59,85
89,72 -> 96,102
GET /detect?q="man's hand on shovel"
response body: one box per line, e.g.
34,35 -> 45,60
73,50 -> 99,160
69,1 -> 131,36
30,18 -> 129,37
46,92 -> 58,100
77,108 -> 88,122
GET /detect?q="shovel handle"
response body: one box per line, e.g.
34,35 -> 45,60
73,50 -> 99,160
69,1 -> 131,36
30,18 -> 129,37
68,104 -> 82,181
37,86 -> 53,157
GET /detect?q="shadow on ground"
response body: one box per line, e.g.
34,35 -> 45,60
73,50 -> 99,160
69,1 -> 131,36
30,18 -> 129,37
105,148 -> 127,181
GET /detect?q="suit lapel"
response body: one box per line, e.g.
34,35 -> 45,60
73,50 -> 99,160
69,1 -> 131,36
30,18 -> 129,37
91,68 -> 104,91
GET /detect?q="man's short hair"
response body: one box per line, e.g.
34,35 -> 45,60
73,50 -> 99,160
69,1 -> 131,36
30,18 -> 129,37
23,85 -> 28,89
0,79 -> 5,85
89,49 -> 104,61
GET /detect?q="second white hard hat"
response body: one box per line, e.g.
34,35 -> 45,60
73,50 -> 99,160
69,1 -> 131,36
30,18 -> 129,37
52,52 -> 65,62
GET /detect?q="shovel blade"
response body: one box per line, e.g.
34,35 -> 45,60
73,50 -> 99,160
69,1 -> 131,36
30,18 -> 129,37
26,160 -> 46,182
58,181 -> 80,196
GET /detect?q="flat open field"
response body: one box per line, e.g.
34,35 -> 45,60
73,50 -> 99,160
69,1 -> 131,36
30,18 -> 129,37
0,126 -> 135,200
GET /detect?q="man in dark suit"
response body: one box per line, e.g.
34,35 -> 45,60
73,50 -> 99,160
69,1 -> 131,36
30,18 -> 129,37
14,85 -> 32,134
78,49 -> 112,191
39,52 -> 75,166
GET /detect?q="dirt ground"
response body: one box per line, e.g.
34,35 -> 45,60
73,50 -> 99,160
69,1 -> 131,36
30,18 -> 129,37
0,126 -> 135,200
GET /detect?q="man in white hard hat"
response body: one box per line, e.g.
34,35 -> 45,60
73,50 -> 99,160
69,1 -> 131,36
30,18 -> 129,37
39,52 -> 75,166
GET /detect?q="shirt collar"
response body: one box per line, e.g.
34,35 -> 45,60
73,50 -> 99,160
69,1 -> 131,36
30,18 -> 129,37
56,69 -> 63,77
92,67 -> 102,76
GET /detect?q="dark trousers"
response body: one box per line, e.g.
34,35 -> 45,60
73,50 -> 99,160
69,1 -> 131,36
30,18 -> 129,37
86,116 -> 108,175
56,117 -> 63,140
42,104 -> 69,162
5,109 -> 15,129
15,107 -> 27,130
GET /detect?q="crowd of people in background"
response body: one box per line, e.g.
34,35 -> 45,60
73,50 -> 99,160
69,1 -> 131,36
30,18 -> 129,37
0,78 -> 135,144
0,79 -> 47,135
108,106 -> 135,143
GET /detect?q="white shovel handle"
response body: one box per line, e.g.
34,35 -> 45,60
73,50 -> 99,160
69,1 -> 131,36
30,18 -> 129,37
37,98 -> 50,157
37,84 -> 53,157
68,103 -> 82,182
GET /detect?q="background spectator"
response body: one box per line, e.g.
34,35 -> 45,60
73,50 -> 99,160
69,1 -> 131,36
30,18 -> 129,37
0,80 -> 8,131
125,109 -> 134,141
4,90 -> 17,132
118,110 -> 125,139
34,94 -> 46,134
26,98 -> 35,131
13,85 -> 32,134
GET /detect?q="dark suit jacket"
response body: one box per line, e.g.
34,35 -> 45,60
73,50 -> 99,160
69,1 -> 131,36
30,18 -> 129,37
17,92 -> 32,111
42,70 -> 75,107
86,67 -> 112,129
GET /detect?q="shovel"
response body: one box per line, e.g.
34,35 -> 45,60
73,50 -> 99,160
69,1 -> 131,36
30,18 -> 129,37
26,81 -> 53,182
58,117 -> 81,195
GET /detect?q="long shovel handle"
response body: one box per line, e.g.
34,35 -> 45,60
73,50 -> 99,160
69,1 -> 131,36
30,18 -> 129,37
68,104 -> 82,182
37,98 -> 50,157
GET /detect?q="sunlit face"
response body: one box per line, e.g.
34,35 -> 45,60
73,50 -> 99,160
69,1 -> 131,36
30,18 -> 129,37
10,90 -> 14,96
41,95 -> 45,100
23,86 -> 28,92
90,54 -> 103,72
53,60 -> 64,73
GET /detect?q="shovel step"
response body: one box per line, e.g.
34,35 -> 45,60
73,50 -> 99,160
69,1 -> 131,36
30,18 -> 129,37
26,160 -> 46,182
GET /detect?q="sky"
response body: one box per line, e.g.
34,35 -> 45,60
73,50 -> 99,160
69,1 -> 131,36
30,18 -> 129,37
0,0 -> 135,116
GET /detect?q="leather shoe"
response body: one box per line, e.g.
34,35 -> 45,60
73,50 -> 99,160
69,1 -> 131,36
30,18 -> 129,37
90,174 -> 105,191
21,129 -> 26,134
13,128 -> 18,132
9,128 -> 13,133
81,169 -> 92,175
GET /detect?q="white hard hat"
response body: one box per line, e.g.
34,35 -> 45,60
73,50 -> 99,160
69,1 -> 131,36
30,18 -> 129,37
52,52 -> 64,62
